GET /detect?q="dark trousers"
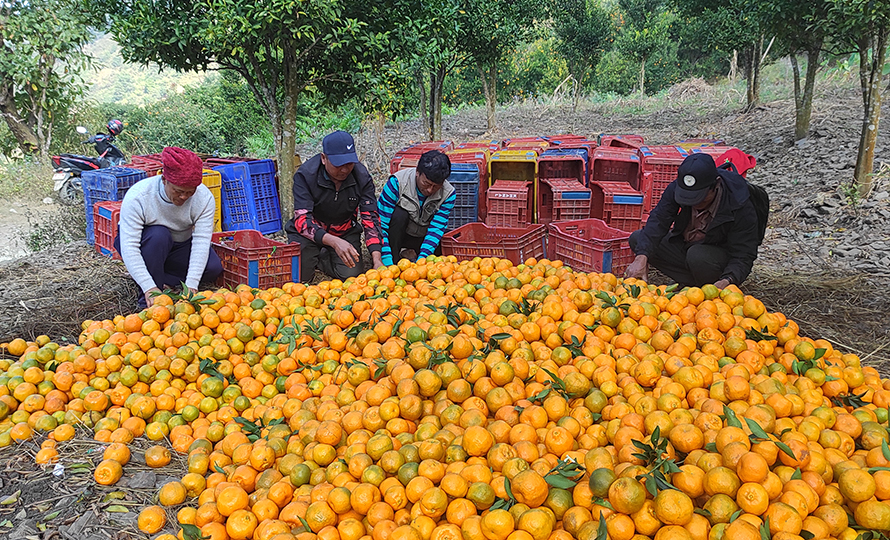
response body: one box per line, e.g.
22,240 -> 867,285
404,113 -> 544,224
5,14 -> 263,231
114,225 -> 223,293
287,225 -> 364,281
388,206 -> 426,260
629,230 -> 730,287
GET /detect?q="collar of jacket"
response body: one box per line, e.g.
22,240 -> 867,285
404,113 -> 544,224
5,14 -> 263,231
318,166 -> 358,192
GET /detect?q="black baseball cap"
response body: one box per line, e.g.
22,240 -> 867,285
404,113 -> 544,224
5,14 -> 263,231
674,153 -> 718,206
322,131 -> 359,167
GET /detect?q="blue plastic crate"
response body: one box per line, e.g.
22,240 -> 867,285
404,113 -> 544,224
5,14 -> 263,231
215,159 -> 282,234
447,163 -> 480,230
82,167 -> 147,245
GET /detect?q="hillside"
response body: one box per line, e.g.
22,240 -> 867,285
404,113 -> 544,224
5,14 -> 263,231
83,34 -> 210,106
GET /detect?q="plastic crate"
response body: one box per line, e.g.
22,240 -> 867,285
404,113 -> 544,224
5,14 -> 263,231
598,134 -> 645,149
448,151 -> 489,220
203,156 -> 255,169
441,223 -> 547,265
639,145 -> 687,211
548,219 -> 633,275
211,230 -> 300,289
538,154 -> 586,185
446,163 -> 481,230
82,167 -> 147,245
590,181 -> 645,233
486,180 -> 531,228
202,169 -> 223,233
215,159 -> 282,234
94,201 -> 122,260
591,148 -> 642,189
505,141 -> 549,154
538,179 -> 591,225
490,152 -> 538,222
397,156 -> 420,171
389,157 -> 404,174
675,138 -> 725,149
126,155 -> 163,176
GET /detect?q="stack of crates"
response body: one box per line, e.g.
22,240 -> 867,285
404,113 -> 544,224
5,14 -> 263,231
489,150 -> 538,222
391,141 -> 455,172
202,169 -> 223,233
598,134 -> 645,150
82,167 -> 147,245
214,159 -> 282,234
456,140 -> 501,153
591,148 -> 642,190
446,163 -> 482,231
504,140 -> 549,154
126,154 -> 163,177
590,181 -> 645,232
486,180 -> 531,227
538,179 -> 591,225
540,149 -> 590,186
447,150 -> 489,221
639,145 -> 688,212
93,201 -> 122,259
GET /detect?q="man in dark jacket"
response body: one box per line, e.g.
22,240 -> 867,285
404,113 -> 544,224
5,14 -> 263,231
625,153 -> 760,288
285,131 -> 384,280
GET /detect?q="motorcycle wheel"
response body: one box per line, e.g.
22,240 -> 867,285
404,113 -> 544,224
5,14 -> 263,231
58,181 -> 83,206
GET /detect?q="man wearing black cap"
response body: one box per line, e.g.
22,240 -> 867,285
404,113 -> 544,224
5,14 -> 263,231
285,130 -> 384,280
625,153 -> 761,288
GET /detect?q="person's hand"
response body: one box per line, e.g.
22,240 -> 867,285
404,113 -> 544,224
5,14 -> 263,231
624,255 -> 648,280
144,287 -> 161,308
400,248 -> 418,262
714,279 -> 730,289
327,236 -> 360,268
371,252 -> 384,270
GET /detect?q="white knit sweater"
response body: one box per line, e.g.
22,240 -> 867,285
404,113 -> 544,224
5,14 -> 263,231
119,174 -> 216,293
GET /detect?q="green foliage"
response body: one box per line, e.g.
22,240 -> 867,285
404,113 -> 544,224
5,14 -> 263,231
0,157 -> 53,199
20,205 -> 86,252
553,0 -> 614,105
0,0 -> 92,155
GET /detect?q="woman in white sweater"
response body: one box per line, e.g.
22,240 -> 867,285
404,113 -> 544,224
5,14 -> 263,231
114,146 -> 221,308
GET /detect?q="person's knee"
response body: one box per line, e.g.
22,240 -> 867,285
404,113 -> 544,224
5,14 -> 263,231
686,244 -> 729,283
142,225 -> 174,248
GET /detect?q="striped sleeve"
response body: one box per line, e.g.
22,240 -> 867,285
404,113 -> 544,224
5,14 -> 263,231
419,190 -> 456,258
377,175 -> 400,266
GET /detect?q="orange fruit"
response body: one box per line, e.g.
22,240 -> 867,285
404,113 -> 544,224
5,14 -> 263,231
137,505 -> 166,534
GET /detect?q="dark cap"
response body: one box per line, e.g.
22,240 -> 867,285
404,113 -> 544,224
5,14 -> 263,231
674,153 -> 718,206
322,131 -> 359,167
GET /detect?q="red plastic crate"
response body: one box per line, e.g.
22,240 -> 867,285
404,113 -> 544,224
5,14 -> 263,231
592,148 -> 642,188
126,155 -> 163,176
94,201 -> 122,259
639,145 -> 688,211
211,230 -> 301,289
397,156 -> 419,171
538,179 -> 591,225
590,181 -> 645,233
599,134 -> 645,149
441,223 -> 547,265
538,154 -> 586,185
486,180 -> 531,227
548,219 -> 633,276
505,141 -> 549,154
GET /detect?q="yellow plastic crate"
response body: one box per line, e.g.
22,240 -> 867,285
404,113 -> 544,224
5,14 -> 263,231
489,151 -> 540,222
202,169 -> 222,232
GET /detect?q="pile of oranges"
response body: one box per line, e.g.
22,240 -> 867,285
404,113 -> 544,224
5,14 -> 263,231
1,255 -> 890,540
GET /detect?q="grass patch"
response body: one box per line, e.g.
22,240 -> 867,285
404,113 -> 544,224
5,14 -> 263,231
0,157 -> 54,200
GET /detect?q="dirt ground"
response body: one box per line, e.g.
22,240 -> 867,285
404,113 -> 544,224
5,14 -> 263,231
0,72 -> 888,539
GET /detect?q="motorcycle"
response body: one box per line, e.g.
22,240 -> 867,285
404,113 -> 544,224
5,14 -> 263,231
51,119 -> 126,205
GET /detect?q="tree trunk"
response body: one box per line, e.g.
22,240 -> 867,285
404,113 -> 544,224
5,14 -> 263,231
429,65 -> 445,141
854,29 -> 888,197
743,40 -> 762,111
477,61 -> 497,131
639,57 -> 646,96
276,50 -> 300,224
0,84 -> 40,155
417,71 -> 429,141
729,50 -> 738,81
791,47 -> 821,142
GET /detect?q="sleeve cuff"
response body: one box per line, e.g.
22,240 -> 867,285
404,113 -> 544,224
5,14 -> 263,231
313,229 -> 327,245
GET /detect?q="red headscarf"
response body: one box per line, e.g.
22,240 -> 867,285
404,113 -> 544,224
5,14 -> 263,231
162,146 -> 203,187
